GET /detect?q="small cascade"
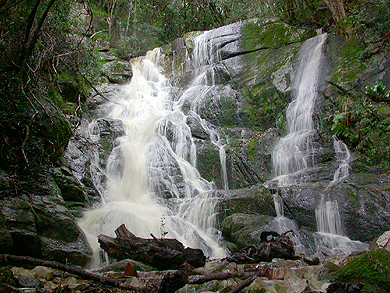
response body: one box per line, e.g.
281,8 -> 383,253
314,138 -> 368,254
328,135 -> 351,187
175,29 -> 232,190
315,199 -> 344,236
269,193 -> 310,254
79,47 -> 226,268
266,33 -> 327,188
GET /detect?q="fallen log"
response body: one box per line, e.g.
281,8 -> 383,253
0,253 -> 272,293
98,224 -> 206,270
0,254 -> 191,293
188,271 -> 262,284
0,254 -> 142,292
227,230 -> 296,264
228,269 -> 264,293
158,262 -> 193,293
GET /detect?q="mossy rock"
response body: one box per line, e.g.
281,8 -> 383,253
334,249 -> 390,292
221,213 -> 274,249
217,185 -> 275,220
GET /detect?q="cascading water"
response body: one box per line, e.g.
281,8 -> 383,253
79,45 -> 227,267
265,33 -> 367,254
268,33 -> 327,187
263,34 -> 328,253
269,194 -> 311,254
328,135 -> 352,187
176,29 -> 231,190
314,136 -> 368,254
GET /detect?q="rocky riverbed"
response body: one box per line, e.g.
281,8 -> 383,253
1,231 -> 389,293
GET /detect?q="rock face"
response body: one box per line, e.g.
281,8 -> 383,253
158,18 -> 390,250
0,172 -> 92,266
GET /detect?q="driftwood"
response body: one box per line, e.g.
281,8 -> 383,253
158,262 -> 193,293
228,269 -> 265,293
98,224 -> 206,270
228,230 -> 296,264
0,254 -> 193,293
0,254 -> 270,293
0,254 -> 142,292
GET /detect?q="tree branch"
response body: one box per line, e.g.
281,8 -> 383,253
19,0 -> 57,78
0,254 -> 142,292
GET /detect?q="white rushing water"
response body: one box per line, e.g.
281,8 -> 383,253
270,194 -> 309,254
262,34 -> 328,253
264,33 -> 367,254
328,135 -> 351,187
176,29 -> 231,190
269,33 -> 327,187
315,137 -> 368,254
79,44 -> 228,267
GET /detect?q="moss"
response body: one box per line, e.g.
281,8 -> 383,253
335,249 -> 390,292
245,138 -> 258,162
240,82 -> 287,131
242,20 -> 308,51
330,38 -> 367,85
240,19 -> 309,81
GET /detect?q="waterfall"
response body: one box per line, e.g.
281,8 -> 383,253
262,34 -> 328,254
268,194 -> 311,254
328,135 -> 351,187
264,33 -> 367,254
176,29 -> 230,190
314,136 -> 368,254
79,47 -> 227,268
268,33 -> 327,187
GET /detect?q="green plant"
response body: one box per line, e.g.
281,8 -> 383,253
331,94 -> 390,169
365,81 -> 390,103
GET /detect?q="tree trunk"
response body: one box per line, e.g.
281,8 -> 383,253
323,0 -> 346,23
18,0 -> 57,78
98,224 -> 206,270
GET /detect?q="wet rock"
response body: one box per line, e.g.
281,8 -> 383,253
376,230 -> 390,250
326,282 -> 364,293
303,256 -> 321,266
221,213 -> 274,249
217,185 -> 276,220
0,174 -> 93,266
17,275 -> 42,288
51,167 -> 86,203
277,179 -> 390,243
266,267 -> 285,280
32,266 -> 54,281
101,60 -> 132,84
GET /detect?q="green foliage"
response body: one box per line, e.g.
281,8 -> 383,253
273,0 -> 332,28
335,249 -> 390,292
365,81 -> 390,103
330,93 -> 390,169
348,0 -> 390,44
0,0 -> 100,172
